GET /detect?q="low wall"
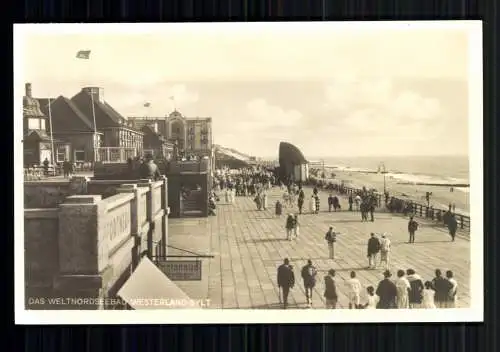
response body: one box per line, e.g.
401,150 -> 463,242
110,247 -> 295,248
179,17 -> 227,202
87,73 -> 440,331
24,179 -> 170,310
24,176 -> 169,208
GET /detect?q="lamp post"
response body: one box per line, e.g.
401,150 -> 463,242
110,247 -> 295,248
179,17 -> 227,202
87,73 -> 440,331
378,162 -> 387,194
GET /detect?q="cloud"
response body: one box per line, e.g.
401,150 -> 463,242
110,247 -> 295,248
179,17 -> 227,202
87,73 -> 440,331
323,77 -> 444,138
238,98 -> 303,130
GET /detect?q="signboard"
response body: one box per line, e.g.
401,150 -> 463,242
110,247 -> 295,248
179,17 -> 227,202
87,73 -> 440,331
156,260 -> 202,281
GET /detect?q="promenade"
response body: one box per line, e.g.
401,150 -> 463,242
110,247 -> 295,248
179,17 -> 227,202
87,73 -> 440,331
169,186 -> 471,309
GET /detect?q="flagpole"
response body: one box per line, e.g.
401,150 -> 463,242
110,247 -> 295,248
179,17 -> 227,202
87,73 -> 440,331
76,50 -> 98,163
170,96 -> 176,111
90,91 -> 98,162
48,98 -> 56,167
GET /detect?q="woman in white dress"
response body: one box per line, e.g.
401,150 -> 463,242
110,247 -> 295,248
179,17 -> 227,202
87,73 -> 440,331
422,281 -> 436,308
395,269 -> 411,309
309,195 -> 316,214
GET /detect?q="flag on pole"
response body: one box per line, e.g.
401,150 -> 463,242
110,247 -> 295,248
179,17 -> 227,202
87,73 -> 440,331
143,102 -> 151,107
76,50 -> 91,59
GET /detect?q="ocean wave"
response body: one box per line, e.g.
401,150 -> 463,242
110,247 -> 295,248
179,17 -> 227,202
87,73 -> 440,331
315,164 -> 469,187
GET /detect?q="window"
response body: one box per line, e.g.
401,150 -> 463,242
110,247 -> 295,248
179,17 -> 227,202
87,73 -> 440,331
28,118 -> 40,130
74,150 -> 85,162
40,119 -> 46,130
56,146 -> 66,163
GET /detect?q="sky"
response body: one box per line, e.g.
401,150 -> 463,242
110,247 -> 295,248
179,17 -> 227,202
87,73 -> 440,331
15,22 -> 480,158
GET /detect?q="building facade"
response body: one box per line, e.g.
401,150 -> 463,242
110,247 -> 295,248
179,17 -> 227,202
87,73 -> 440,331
129,110 -> 212,158
37,92 -> 103,164
22,83 -> 65,166
70,87 -> 144,161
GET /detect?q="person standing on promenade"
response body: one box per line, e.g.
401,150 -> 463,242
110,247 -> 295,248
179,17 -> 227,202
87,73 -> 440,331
376,270 -> 397,309
379,234 -> 391,270
328,194 -> 335,212
408,216 -> 419,243
431,269 -> 453,308
445,270 -> 458,308
362,286 -> 379,309
297,187 -> 305,214
325,227 -> 340,259
367,233 -> 381,269
293,214 -> 300,239
275,200 -> 283,217
422,281 -> 437,308
139,154 -> 162,180
348,194 -> 354,211
285,214 -> 295,241
277,258 -> 295,309
254,193 -> 262,210
314,194 -> 320,214
407,269 -> 424,308
369,196 -> 376,222
345,271 -> 362,309
360,200 -> 369,221
443,204 -> 453,227
301,259 -> 318,307
354,194 -> 362,211
324,269 -> 338,308
262,190 -> 268,210
447,213 -> 458,241
395,269 -> 411,309
333,195 -> 340,211
309,194 -> 316,214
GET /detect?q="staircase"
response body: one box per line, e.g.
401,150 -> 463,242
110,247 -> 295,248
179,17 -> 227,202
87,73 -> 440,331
180,190 -> 204,217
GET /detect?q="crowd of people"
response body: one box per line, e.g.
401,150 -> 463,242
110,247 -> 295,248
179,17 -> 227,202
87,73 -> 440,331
208,167 -> 462,310
209,167 -> 276,215
277,257 -> 458,310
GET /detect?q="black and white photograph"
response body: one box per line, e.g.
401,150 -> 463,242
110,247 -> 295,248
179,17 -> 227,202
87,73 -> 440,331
14,22 -> 483,323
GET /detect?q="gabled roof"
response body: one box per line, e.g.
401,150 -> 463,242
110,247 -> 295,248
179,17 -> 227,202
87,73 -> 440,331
23,129 -> 52,142
141,125 -> 166,141
71,90 -> 126,129
38,96 -> 96,132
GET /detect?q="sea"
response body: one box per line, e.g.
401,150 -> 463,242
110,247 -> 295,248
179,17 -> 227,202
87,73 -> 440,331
308,155 -> 469,187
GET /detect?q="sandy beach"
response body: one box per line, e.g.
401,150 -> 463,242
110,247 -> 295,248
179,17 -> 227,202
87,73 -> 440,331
318,168 -> 470,216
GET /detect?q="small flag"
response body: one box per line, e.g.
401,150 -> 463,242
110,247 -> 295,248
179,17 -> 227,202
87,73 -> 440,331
144,102 -> 151,107
76,50 -> 91,59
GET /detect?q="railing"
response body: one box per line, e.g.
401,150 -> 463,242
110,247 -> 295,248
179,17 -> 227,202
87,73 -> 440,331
308,176 -> 470,232
24,163 -> 94,181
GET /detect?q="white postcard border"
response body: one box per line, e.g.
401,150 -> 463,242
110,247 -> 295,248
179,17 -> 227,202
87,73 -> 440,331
14,21 -> 484,324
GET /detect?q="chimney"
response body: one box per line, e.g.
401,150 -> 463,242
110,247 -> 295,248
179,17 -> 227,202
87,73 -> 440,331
82,87 -> 104,103
25,83 -> 32,98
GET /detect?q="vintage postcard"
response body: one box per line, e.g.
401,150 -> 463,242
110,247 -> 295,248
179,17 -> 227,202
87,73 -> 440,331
14,21 -> 483,324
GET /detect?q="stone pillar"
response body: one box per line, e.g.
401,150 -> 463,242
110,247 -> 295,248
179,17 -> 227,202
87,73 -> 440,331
54,195 -> 110,309
160,176 -> 169,258
138,179 -> 153,259
116,184 -> 140,269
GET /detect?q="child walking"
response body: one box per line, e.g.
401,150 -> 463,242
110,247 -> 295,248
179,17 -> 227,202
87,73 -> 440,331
362,286 -> 380,309
422,281 -> 436,308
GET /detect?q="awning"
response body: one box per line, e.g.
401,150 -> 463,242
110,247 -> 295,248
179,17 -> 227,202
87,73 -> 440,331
118,257 -> 192,309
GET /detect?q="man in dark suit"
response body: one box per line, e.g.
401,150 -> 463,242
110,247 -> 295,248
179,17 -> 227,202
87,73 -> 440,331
277,258 -> 295,309
139,154 -> 162,180
324,269 -> 338,308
